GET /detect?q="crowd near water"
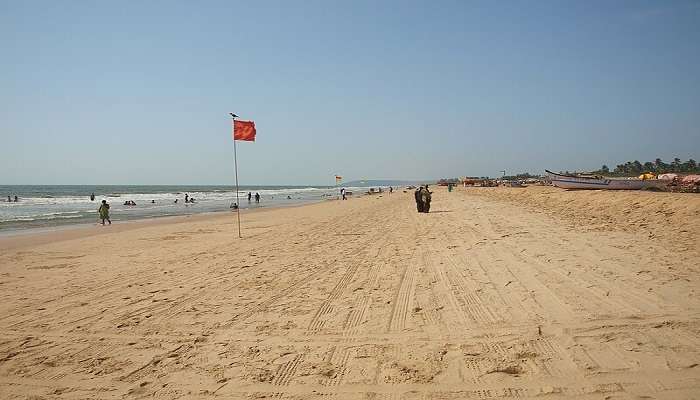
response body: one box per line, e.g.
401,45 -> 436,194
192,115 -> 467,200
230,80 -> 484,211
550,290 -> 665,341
0,185 -> 363,233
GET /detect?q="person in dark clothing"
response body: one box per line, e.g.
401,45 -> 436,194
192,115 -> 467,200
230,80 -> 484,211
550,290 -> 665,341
90,193 -> 95,201
414,187 -> 423,212
254,192 -> 260,203
14,195 -> 18,202
421,185 -> 432,213
247,192 -> 252,202
185,193 -> 189,203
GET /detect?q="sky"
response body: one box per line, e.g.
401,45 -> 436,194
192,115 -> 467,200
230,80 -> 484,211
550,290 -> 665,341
1,0 -> 699,185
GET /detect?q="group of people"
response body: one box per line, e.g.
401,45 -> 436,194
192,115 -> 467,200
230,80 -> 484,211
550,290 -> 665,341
414,185 -> 432,213
97,192 -> 207,226
96,185 -> 427,226
231,192 -> 262,210
247,192 -> 261,203
6,195 -> 19,202
124,199 -> 175,205
184,193 -> 197,203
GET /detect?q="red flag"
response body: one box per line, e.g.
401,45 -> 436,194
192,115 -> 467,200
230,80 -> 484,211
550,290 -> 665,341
233,120 -> 256,141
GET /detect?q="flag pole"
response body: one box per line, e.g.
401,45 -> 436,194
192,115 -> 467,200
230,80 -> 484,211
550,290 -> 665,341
230,113 -> 242,238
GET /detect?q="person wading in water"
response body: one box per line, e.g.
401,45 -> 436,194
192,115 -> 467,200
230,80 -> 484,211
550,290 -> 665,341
98,200 -> 111,225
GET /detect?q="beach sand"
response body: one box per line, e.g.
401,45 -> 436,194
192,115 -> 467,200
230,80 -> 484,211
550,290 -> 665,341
0,187 -> 698,399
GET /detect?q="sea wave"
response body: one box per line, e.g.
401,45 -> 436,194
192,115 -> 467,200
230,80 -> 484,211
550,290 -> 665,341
1,213 -> 86,223
0,185 -> 373,231
0,186 -> 344,205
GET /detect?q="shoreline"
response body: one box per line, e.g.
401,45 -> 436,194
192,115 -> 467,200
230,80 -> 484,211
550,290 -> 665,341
0,197 -> 336,251
0,184 -> 357,237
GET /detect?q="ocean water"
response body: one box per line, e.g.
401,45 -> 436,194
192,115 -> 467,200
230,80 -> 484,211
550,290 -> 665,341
0,185 -> 365,233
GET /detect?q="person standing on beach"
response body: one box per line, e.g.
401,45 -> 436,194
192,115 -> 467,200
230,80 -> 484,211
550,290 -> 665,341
255,192 -> 260,203
414,186 -> 423,212
98,200 -> 111,225
421,185 -> 432,213
247,192 -> 252,202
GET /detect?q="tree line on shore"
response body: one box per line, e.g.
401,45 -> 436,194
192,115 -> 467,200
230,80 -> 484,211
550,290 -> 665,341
592,158 -> 698,176
442,158 -> 698,183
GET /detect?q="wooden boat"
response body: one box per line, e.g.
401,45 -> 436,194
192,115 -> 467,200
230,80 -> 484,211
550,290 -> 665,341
545,170 -> 667,190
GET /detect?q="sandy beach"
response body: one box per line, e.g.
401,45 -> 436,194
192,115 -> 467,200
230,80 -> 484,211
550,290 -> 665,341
0,187 -> 698,399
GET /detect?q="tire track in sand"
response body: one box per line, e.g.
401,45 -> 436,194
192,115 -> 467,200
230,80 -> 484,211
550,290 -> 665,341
307,262 -> 361,334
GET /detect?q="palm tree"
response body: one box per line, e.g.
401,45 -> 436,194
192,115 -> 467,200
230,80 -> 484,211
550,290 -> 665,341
632,160 -> 643,173
655,158 -> 665,172
672,158 -> 682,172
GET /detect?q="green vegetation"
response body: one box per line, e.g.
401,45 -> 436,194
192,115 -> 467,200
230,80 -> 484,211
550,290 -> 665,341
445,159 -> 698,182
592,158 -> 698,176
502,172 -> 541,180
436,178 -> 461,185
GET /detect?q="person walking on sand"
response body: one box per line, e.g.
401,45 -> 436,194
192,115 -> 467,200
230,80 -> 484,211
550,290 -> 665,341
255,192 -> 260,203
421,185 -> 432,213
414,186 -> 423,212
98,200 -> 111,225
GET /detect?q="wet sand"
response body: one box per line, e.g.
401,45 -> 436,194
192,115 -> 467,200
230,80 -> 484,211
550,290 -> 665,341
0,187 -> 698,399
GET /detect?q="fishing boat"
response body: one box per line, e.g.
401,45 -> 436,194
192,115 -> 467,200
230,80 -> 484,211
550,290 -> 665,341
545,170 -> 668,190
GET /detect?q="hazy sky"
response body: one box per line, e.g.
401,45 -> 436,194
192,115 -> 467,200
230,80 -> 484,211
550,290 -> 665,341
2,0 -> 699,185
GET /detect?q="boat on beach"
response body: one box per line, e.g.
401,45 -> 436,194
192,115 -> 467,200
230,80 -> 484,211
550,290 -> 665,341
546,170 -> 668,190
